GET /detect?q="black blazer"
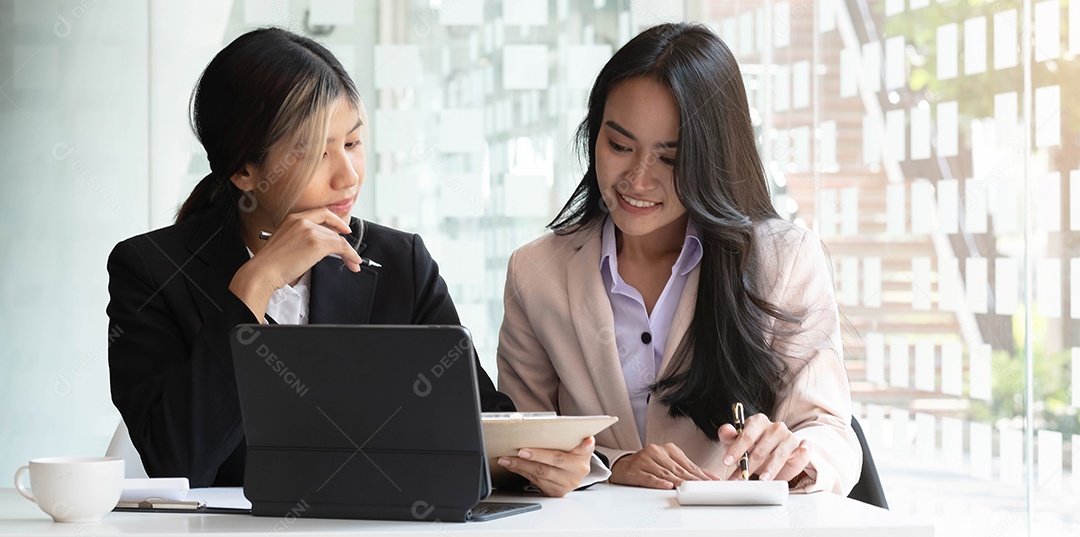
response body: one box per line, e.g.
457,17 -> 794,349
107,204 -> 514,487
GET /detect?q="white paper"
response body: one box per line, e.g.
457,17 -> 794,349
503,175 -> 550,217
244,0 -> 289,25
1037,258 -> 1062,318
910,0 -> 929,8
969,343 -> 992,402
373,173 -> 419,219
840,48 -> 858,98
885,36 -> 906,90
840,257 -> 859,307
966,257 -> 988,314
964,16 -> 987,75
1000,427 -> 1024,485
862,114 -> 881,165
994,10 -> 1019,70
792,61 -> 810,109
840,186 -> 858,235
1037,429 -> 1063,490
886,182 -> 906,235
937,179 -> 959,233
567,44 -> 611,89
374,45 -> 421,89
889,336 -> 910,389
937,24 -> 958,80
994,258 -> 1018,315
910,179 -> 934,234
914,340 -> 935,392
995,91 -> 1019,151
915,413 -> 936,460
941,416 -> 964,467
885,0 -> 904,16
1074,348 -> 1080,406
864,257 -> 882,308
1035,0 -> 1061,61
503,0 -> 548,26
965,178 -> 988,234
437,109 -> 485,153
891,408 -> 910,456
938,257 -> 960,312
910,105 -> 931,160
970,422 -> 992,480
1038,172 -> 1062,232
309,0 -> 354,25
504,45 -> 549,89
774,64 -> 790,112
1035,85 -> 1061,148
862,41 -> 881,94
441,0 -> 484,25
912,257 -> 932,310
941,341 -> 963,396
817,189 -> 836,237
374,109 -> 418,154
937,101 -> 959,157
866,332 -> 885,384
886,109 -> 906,163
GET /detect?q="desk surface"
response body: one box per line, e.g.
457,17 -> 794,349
1,485 -> 933,536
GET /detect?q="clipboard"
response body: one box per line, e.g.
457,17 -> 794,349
113,500 -> 251,515
481,412 -> 617,481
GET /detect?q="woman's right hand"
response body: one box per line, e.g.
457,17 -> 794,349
608,443 -> 719,489
229,208 -> 362,320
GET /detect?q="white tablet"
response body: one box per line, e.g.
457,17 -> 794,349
676,480 -> 789,506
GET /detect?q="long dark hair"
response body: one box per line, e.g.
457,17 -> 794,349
549,23 -> 802,440
177,27 -> 362,224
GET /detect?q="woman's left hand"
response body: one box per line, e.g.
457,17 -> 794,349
717,414 -> 811,482
497,436 -> 595,497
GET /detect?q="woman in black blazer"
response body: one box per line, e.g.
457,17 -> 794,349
107,28 -> 594,495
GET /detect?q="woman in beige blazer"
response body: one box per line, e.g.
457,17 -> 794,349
496,23 -> 861,495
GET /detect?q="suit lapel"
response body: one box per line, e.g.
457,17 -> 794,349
309,219 -> 377,324
656,268 -> 699,379
183,206 -> 248,316
565,228 -> 643,451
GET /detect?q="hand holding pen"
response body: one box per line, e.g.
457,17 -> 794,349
258,230 -> 381,268
717,405 -> 812,483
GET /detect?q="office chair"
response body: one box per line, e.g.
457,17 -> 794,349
847,415 -> 888,509
105,420 -> 149,478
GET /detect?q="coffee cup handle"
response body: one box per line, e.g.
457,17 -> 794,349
14,465 -> 34,503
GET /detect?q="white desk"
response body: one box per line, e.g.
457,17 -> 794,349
1,485 -> 933,536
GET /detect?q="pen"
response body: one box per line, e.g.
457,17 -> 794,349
257,230 -> 383,268
732,402 -> 750,481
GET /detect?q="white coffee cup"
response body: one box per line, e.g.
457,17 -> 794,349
13,456 -> 124,523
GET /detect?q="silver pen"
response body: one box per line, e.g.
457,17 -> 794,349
257,230 -> 382,268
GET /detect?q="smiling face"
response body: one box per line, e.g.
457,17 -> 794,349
235,96 -> 366,230
595,77 -> 687,240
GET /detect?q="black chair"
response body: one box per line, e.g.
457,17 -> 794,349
847,416 -> 888,509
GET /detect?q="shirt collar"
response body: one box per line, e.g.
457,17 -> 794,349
599,216 -> 703,285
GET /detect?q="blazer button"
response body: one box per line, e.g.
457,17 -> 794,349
641,332 -> 652,344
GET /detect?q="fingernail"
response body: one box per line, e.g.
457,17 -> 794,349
723,455 -> 734,466
498,458 -> 510,466
760,472 -> 771,481
518,449 -> 531,459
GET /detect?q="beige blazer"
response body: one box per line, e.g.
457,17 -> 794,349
497,218 -> 861,494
